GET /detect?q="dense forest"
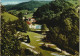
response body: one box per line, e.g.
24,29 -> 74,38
4,1 -> 50,11
33,0 -> 79,55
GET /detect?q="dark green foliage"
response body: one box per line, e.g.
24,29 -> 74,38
27,35 -> 30,43
23,22 -> 29,31
1,16 -> 40,56
1,16 -> 21,56
33,0 -> 74,21
16,12 -> 29,32
1,14 -> 30,56
5,1 -> 50,11
21,48 -> 43,56
4,5 -> 15,11
41,24 -> 47,33
1,5 -> 6,13
17,12 -> 23,20
33,0 -> 79,55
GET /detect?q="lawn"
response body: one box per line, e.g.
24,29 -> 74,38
20,32 -> 65,56
1,12 -> 18,22
24,13 -> 33,18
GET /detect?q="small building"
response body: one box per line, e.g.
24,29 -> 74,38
36,25 -> 42,29
29,24 -> 42,29
24,18 -> 36,25
23,17 -> 41,29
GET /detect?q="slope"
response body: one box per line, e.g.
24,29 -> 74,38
1,12 -> 18,22
4,1 -> 51,11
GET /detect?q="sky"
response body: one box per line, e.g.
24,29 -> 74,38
1,0 -> 53,5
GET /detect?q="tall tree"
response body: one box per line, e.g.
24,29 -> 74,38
16,12 -> 29,32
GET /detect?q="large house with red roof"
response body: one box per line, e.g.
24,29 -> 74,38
23,17 -> 36,24
23,17 -> 41,29
26,18 -> 36,24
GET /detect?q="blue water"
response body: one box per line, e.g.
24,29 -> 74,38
36,25 -> 42,29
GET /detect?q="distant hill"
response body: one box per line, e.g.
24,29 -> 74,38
4,5 -> 15,11
1,12 -> 18,22
5,1 -> 51,11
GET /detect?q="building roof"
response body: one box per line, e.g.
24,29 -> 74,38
26,21 -> 31,24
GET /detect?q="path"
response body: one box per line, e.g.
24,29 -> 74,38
34,35 -> 71,56
21,42 -> 35,48
21,32 -> 71,56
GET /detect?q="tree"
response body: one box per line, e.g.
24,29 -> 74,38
22,22 -> 29,32
1,5 -> 6,13
1,16 -> 21,56
41,24 -> 47,33
27,35 -> 30,43
16,12 -> 29,32
17,12 -> 23,20
33,0 -> 79,55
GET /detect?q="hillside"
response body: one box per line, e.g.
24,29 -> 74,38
4,5 -> 15,11
1,12 -> 18,22
5,1 -> 51,11
68,0 -> 79,7
33,0 -> 79,55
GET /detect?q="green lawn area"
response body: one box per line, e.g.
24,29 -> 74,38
24,13 -> 33,18
23,8 -> 37,18
20,32 -> 64,56
1,12 -> 18,22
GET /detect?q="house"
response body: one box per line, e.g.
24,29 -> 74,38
36,25 -> 42,29
23,17 -> 41,29
26,18 -> 36,25
29,24 -> 42,29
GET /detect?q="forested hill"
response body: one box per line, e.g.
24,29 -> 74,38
5,1 -> 51,11
33,0 -> 79,55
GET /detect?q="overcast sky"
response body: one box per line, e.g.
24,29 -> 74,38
1,0 -> 53,5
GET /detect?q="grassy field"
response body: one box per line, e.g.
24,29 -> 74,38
20,32 -> 65,56
24,13 -> 33,18
24,8 -> 37,18
1,12 -> 18,22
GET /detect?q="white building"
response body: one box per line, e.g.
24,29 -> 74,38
29,24 -> 42,29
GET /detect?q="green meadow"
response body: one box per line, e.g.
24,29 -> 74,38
1,12 -> 18,22
20,32 -> 64,56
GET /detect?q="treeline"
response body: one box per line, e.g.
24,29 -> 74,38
5,1 -> 50,11
33,0 -> 79,55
